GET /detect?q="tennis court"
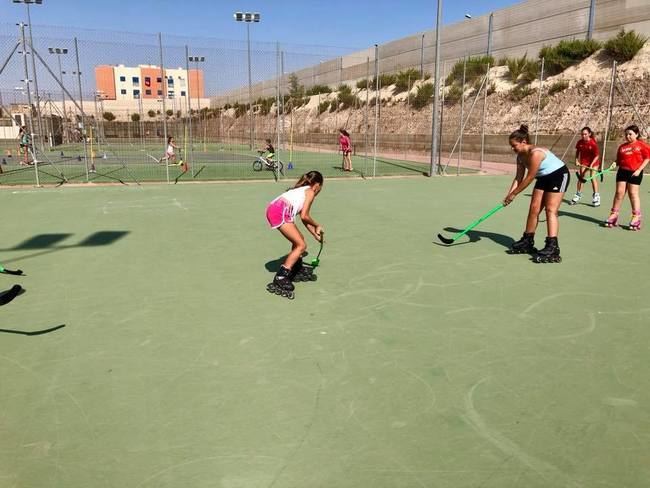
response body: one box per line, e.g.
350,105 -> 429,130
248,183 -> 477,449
1,174 -> 649,487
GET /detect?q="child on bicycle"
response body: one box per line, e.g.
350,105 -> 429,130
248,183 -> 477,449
263,139 -> 275,164
265,170 -> 324,298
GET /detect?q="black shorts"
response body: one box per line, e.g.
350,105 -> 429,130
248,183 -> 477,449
534,166 -> 570,193
616,168 -> 643,185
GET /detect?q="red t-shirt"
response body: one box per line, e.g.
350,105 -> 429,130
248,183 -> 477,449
339,134 -> 351,153
617,140 -> 650,171
575,138 -> 599,167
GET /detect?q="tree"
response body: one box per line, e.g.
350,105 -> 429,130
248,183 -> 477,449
166,109 -> 174,118
147,109 -> 156,118
131,113 -> 141,122
102,111 -> 116,122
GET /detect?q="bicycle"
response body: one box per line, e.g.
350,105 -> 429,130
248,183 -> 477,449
253,150 -> 284,175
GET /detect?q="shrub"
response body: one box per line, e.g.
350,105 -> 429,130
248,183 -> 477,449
604,29 -> 648,63
508,85 -> 534,101
305,84 -> 332,96
371,73 -> 397,88
496,56 -> 509,66
165,109 -> 174,118
547,80 -> 569,96
411,82 -> 434,109
506,55 -> 539,83
356,78 -> 369,89
394,68 -> 421,93
539,39 -> 601,76
445,55 -> 494,86
318,101 -> 330,114
223,103 -> 232,110
147,110 -> 156,118
130,113 -> 140,122
445,84 -> 463,104
102,111 -> 116,122
335,84 -> 356,109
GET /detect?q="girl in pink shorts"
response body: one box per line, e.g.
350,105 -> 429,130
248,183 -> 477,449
265,171 -> 324,296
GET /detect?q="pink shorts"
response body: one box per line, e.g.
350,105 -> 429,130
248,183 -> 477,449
266,199 -> 294,229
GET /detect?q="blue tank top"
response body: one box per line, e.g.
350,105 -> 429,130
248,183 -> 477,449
533,148 -> 565,177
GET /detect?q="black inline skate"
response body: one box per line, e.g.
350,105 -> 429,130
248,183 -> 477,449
533,236 -> 562,263
290,258 -> 317,283
266,265 -> 295,299
507,232 -> 537,255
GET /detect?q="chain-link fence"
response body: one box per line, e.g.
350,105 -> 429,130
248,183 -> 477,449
1,21 -> 650,186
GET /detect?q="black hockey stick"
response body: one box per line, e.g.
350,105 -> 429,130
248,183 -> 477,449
0,324 -> 66,336
0,285 -> 24,306
0,264 -> 23,276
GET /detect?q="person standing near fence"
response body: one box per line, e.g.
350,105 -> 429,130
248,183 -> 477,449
17,126 -> 31,165
504,124 -> 570,263
570,127 -> 600,207
338,129 -> 353,172
604,125 -> 650,230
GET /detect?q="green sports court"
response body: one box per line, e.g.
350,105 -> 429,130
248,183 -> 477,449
1,174 -> 648,487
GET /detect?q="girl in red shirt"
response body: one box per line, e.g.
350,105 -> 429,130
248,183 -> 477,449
570,127 -> 600,206
605,125 -> 650,230
338,129 -> 353,172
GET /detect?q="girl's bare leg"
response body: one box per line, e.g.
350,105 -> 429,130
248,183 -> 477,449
278,223 -> 306,270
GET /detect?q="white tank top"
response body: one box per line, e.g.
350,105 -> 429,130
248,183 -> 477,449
273,186 -> 309,218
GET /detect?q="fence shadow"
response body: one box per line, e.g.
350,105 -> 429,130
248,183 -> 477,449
558,209 -> 603,225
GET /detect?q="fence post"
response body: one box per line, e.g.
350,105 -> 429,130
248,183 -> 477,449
458,56 -> 466,176
601,61 -> 617,174
480,63 -> 490,170
365,56 -> 369,175
373,45 -> 379,178
534,57 -> 545,145
185,45 -> 195,177
429,0 -> 442,176
275,42 -> 281,181
74,37 -> 89,182
158,33 -> 169,184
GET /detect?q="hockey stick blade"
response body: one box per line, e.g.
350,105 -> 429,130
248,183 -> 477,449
1,267 -> 24,276
437,233 -> 454,245
0,285 -> 24,306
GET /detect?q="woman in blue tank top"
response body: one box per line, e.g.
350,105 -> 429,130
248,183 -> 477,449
503,124 -> 570,263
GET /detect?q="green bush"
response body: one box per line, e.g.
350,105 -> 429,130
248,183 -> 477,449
604,29 -> 648,63
147,109 -> 156,118
394,68 -> 421,93
496,57 -> 509,66
445,55 -> 494,86
445,84 -> 463,104
130,113 -> 140,122
547,80 -> 569,96
223,103 -> 231,110
356,78 -> 371,89
371,73 -> 397,88
508,85 -> 534,101
318,101 -> 330,115
102,111 -> 116,122
521,60 -> 540,83
306,84 -> 332,96
539,39 -> 601,76
411,82 -> 434,110
506,55 -> 538,83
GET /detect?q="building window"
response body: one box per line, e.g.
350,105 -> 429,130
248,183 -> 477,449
145,89 -> 152,95
157,90 -> 163,96
144,76 -> 151,87
156,77 -> 162,83
120,89 -> 127,95
133,89 -> 140,99
119,76 -> 126,82
132,76 -> 140,86
180,91 -> 186,97
167,77 -> 174,86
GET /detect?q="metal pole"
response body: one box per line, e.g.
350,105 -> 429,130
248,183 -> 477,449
587,0 -> 596,40
373,44 -> 379,178
534,57 -> 545,145
20,22 -> 38,186
480,63 -> 490,169
185,45 -> 194,176
281,51 -> 285,153
276,42 -> 281,181
429,0 -> 442,177
487,12 -> 494,56
458,56 -> 466,176
420,34 -> 425,78
438,60 -> 446,171
56,54 -> 67,144
26,2 -> 44,154
601,61 -> 616,174
247,23 -> 254,149
158,32 -> 169,184
74,37 -> 89,181
365,56 -> 369,175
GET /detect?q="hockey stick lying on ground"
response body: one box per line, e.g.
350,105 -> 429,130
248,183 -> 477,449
0,285 -> 24,306
0,324 -> 66,336
310,231 -> 325,267
576,162 -> 616,183
437,203 -> 505,245
0,264 -> 23,276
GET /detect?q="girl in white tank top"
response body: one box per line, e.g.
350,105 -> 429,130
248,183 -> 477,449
265,171 -> 324,297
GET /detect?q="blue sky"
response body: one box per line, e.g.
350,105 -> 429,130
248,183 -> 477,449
0,0 -> 521,49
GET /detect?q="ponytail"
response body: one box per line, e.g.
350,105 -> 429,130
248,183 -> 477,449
509,124 -> 530,143
293,170 -> 324,189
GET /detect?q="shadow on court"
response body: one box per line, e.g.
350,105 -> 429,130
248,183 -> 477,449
435,227 -> 514,249
2,231 -> 130,264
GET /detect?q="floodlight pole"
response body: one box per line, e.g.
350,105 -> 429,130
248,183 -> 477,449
73,37 -> 89,181
429,0 -> 442,176
22,0 -> 45,153
19,21 -> 39,186
234,12 -> 260,149
158,32 -> 169,184
49,47 -> 68,143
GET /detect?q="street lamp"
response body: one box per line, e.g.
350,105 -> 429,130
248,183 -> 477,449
13,0 -> 44,152
234,11 -> 260,149
48,47 -> 68,142
188,55 -> 206,154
